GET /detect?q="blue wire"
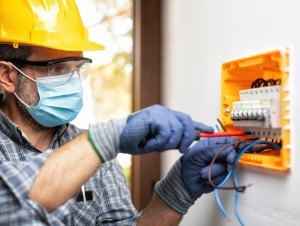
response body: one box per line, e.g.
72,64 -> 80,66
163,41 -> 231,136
231,140 -> 281,226
214,124 -> 226,216
214,169 -> 232,219
232,140 -> 281,188
214,140 -> 281,225
232,170 -> 244,226
214,123 -> 229,219
234,187 -> 243,225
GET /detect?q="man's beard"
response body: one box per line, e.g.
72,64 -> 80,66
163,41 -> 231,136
15,76 -> 50,132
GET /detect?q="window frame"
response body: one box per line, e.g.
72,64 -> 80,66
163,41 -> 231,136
131,0 -> 162,210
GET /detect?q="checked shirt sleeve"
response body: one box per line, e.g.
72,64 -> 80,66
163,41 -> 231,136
0,150 -> 75,225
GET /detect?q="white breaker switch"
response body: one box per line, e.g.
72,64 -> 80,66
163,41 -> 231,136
231,85 -> 281,138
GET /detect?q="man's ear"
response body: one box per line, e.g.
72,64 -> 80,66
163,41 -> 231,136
0,61 -> 17,93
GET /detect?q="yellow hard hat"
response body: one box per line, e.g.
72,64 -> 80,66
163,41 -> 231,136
0,0 -> 105,51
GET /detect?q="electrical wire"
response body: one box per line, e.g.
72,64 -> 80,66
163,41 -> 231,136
214,140 -> 281,226
214,169 -> 232,221
214,121 -> 230,219
231,140 -> 281,189
251,78 -> 266,88
208,139 -> 256,192
208,137 -> 272,191
217,118 -> 227,132
275,79 -> 281,85
211,141 -> 248,224
211,119 -> 280,224
233,186 -> 244,226
250,78 -> 281,88
232,140 -> 280,225
215,124 -> 221,132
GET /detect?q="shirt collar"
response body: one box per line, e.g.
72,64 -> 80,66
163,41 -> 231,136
0,109 -> 68,147
0,110 -> 24,145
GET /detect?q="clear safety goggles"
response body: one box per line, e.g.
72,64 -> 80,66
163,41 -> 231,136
8,57 -> 92,84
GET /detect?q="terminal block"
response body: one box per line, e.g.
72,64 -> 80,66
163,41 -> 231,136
220,49 -> 290,172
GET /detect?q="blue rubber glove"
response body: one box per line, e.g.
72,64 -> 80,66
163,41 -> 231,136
119,104 -> 214,154
180,137 -> 237,199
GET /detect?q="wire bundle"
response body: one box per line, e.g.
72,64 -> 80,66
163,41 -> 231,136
251,78 -> 281,88
209,139 -> 281,225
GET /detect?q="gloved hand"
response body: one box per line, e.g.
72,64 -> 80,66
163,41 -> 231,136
88,104 -> 214,162
180,137 -> 237,199
154,137 -> 238,214
119,104 -> 214,154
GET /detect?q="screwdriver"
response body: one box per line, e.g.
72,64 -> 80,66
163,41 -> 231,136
195,131 -> 249,140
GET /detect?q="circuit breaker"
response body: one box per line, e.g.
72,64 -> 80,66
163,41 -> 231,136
220,49 -> 290,172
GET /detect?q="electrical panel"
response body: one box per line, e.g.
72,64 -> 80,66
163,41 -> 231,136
221,49 -> 290,172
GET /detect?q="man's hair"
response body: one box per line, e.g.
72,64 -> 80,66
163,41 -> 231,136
0,44 -> 33,105
0,44 -> 33,61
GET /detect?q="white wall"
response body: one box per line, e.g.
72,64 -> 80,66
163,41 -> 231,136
162,1 -> 300,225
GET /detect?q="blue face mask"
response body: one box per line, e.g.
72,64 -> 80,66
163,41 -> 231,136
14,72 -> 84,127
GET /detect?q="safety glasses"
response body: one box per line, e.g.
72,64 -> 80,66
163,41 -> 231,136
6,57 -> 92,84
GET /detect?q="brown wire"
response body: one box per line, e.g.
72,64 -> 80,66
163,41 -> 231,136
208,141 -> 245,191
217,118 -> 227,132
208,138 -> 258,192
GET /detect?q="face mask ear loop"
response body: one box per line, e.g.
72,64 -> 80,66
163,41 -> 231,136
11,64 -> 37,83
13,92 -> 30,108
10,63 -> 35,108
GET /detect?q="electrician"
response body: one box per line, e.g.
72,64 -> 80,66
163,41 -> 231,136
0,0 -> 237,225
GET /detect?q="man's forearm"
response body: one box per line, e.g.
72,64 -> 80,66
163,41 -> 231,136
137,193 -> 183,226
29,132 -> 101,211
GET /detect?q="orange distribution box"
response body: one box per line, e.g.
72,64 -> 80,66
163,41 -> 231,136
220,49 -> 290,172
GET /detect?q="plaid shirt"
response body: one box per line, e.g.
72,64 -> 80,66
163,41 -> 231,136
0,111 -> 141,225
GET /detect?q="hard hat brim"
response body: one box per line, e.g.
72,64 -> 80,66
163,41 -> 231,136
57,41 -> 106,51
0,38 -> 105,51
